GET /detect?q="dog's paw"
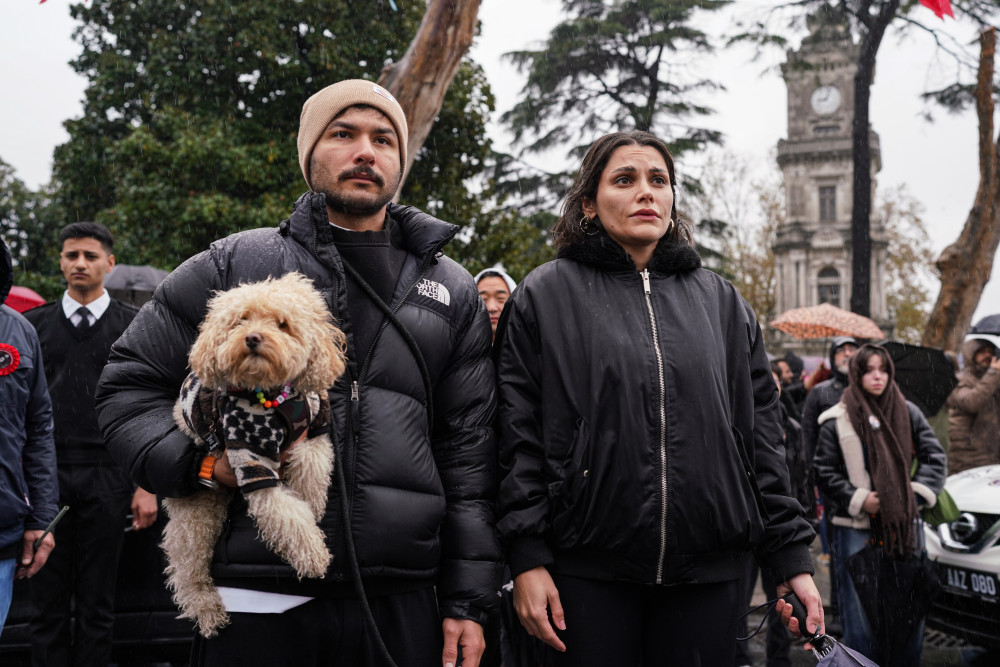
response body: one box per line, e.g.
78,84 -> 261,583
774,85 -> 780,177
193,602 -> 230,639
287,533 -> 332,580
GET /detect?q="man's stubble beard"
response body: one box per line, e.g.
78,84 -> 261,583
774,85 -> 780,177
310,159 -> 402,218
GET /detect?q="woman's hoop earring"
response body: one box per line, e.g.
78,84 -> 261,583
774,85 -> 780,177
666,218 -> 676,233
580,216 -> 598,236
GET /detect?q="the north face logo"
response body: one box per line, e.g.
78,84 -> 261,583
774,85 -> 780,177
416,279 -> 450,306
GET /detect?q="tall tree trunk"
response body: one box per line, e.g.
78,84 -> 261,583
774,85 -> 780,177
378,0 -> 483,189
850,0 -> 899,317
922,28 -> 1000,351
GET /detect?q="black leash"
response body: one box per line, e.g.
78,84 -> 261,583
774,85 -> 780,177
334,257 -> 440,667
336,448 -> 399,667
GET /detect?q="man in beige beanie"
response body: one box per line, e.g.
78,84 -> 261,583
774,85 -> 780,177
296,79 -> 409,229
96,78 -> 501,667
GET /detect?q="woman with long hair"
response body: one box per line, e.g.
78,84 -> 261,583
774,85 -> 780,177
814,344 -> 946,665
494,130 -> 822,664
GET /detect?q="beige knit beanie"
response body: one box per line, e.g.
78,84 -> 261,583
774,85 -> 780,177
297,79 -> 409,189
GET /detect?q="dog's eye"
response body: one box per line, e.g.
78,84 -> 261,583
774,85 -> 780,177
278,321 -> 288,329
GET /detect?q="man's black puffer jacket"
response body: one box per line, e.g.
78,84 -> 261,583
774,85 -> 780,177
95,193 -> 501,622
495,229 -> 815,587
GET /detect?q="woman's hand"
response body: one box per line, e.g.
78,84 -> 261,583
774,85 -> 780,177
775,573 -> 824,648
513,566 -> 567,652
862,491 -> 880,515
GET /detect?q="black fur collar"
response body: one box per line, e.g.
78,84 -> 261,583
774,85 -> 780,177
557,228 -> 702,276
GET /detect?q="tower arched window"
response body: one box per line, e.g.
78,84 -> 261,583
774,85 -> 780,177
817,266 -> 840,307
819,186 -> 836,222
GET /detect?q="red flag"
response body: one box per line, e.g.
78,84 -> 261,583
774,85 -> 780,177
920,0 -> 955,19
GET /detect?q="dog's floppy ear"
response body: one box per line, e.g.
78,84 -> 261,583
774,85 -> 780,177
275,272 -> 347,394
298,318 -> 347,394
188,290 -> 231,387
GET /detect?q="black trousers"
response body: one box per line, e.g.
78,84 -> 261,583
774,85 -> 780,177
734,555 -> 793,667
191,587 -> 445,667
28,463 -> 131,667
548,572 -> 741,666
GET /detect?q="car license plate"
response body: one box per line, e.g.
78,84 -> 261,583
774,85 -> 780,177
940,565 -> 1000,602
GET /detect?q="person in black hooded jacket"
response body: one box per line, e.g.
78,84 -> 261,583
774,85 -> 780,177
95,80 -> 501,667
494,131 -> 822,665
801,337 -> 859,466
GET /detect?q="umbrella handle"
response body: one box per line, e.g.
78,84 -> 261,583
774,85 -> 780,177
782,592 -> 823,643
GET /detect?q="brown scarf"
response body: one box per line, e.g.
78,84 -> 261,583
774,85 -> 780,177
842,346 -> 917,556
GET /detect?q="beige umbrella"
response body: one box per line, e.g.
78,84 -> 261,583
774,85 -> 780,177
770,303 -> 884,340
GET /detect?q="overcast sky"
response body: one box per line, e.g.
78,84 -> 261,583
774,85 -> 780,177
1,0 -> 995,321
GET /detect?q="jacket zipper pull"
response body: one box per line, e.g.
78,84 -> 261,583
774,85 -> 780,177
350,380 -> 360,435
641,268 -> 652,295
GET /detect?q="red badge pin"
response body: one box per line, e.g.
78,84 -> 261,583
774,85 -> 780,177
0,343 -> 20,376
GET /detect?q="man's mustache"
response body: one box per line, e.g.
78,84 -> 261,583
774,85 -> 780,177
339,166 -> 385,187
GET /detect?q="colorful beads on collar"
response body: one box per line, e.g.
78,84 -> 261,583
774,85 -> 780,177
254,384 -> 292,409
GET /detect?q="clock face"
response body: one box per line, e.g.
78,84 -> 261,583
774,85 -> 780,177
811,85 -> 842,115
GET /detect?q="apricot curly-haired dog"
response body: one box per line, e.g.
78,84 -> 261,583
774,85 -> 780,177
162,272 -> 346,637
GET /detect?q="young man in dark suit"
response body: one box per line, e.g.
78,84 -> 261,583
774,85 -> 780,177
24,223 -> 158,667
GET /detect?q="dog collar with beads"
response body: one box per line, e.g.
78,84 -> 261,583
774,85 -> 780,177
227,383 -> 292,409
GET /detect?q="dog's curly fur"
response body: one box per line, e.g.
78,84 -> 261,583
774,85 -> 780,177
162,272 -> 346,637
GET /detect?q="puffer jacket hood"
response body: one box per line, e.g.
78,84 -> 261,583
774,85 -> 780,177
1,238 -> 12,304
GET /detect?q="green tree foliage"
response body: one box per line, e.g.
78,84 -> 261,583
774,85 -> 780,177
452,209 -> 557,282
0,158 -> 63,298
51,0 -> 512,271
502,0 -> 728,160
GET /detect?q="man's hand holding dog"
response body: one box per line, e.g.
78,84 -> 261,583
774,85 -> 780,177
210,451 -> 238,488
211,430 -> 309,488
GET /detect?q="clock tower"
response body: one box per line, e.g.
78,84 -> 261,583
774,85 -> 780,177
772,7 -> 891,354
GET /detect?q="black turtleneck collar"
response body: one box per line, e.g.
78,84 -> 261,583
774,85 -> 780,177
556,228 -> 702,276
283,192 -> 458,265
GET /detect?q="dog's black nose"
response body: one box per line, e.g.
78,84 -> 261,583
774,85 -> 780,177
245,333 -> 262,349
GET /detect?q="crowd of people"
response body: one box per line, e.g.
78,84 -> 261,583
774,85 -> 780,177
1,76 -> 998,667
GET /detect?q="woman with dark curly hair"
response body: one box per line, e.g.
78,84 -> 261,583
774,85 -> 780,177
494,130 -> 822,664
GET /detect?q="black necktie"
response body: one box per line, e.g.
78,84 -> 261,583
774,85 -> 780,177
76,306 -> 92,331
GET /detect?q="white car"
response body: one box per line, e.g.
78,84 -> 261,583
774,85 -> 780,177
924,464 -> 1000,650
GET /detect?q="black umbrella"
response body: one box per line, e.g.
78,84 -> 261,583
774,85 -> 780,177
844,542 -> 940,667
875,340 -> 957,417
814,640 -> 880,666
969,313 -> 1000,335
105,264 -> 169,307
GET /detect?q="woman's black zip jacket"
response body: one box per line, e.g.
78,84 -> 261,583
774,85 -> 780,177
95,192 -> 502,623
494,230 -> 815,586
